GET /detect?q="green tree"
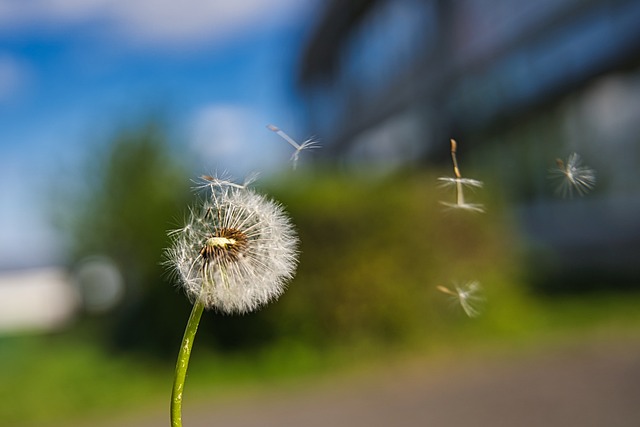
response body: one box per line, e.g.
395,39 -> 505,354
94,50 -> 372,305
65,120 -> 193,356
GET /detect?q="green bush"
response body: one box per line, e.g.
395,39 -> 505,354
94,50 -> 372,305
232,169 -> 532,349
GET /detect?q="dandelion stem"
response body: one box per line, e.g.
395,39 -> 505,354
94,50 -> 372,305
171,295 -> 205,427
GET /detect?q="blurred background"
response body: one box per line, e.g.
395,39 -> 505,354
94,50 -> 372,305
1,1 -> 640,426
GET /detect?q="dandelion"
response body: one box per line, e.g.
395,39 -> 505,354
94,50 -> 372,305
437,281 -> 484,318
165,176 -> 299,427
166,179 -> 298,313
267,124 -> 320,169
549,152 -> 596,198
438,139 -> 484,213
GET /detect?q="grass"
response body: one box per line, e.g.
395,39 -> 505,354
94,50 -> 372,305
0,333 -> 168,426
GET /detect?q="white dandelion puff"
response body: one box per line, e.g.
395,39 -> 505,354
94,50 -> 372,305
267,124 -> 320,169
165,183 -> 299,314
437,281 -> 485,318
438,139 -> 484,213
549,152 -> 596,198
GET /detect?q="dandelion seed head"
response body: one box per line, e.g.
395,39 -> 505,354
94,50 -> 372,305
165,183 -> 299,314
437,281 -> 485,318
549,152 -> 596,198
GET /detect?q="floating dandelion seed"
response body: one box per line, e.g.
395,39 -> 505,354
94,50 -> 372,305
549,152 -> 596,198
437,281 -> 484,318
267,124 -> 320,169
165,177 -> 299,314
438,139 -> 485,213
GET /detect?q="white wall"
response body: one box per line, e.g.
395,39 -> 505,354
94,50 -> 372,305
0,267 -> 80,334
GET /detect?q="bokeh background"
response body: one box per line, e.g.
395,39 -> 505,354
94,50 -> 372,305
1,1 -> 640,426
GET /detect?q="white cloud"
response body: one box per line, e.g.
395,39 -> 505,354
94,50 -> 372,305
0,0 -> 306,47
189,104 -> 288,176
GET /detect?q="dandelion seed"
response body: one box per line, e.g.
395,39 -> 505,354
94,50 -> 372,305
437,281 -> 484,318
549,152 -> 596,198
267,124 -> 320,169
438,139 -> 484,213
165,179 -> 299,314
196,171 -> 259,191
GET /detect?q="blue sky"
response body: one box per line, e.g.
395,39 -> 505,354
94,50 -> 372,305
0,1 -> 318,268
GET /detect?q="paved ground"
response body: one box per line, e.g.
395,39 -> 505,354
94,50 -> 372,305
89,338 -> 640,427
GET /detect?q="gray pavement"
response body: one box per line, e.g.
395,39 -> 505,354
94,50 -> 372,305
86,338 -> 640,427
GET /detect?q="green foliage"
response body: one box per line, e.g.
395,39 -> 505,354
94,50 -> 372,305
0,334 -> 169,427
62,120 -> 194,355
259,170 -> 531,348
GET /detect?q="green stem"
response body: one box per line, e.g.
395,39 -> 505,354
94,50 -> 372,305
171,296 -> 205,427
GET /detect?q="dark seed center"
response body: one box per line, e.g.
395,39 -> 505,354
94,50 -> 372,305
200,228 -> 248,263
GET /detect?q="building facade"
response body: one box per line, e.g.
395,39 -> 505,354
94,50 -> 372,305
297,0 -> 640,285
